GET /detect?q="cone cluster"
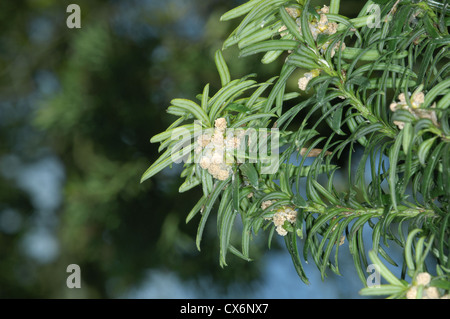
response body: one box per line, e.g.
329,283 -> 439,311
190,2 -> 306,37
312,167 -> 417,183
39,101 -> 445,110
390,90 -> 438,129
261,200 -> 297,236
195,118 -> 242,181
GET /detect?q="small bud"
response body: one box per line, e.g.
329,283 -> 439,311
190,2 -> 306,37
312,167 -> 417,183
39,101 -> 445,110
390,102 -> 398,112
415,272 -> 431,286
284,208 -> 297,223
211,151 -> 224,164
298,69 -> 320,91
278,25 -> 288,37
272,213 -> 286,227
298,77 -> 310,91
276,225 -> 288,236
208,163 -> 221,176
269,207 -> 298,236
310,69 -> 321,78
330,41 -> 345,58
411,91 -> 424,109
199,156 -> 211,169
216,169 -> 230,181
320,5 -> 330,14
214,117 -> 227,131
325,22 -> 338,35
398,93 -> 406,103
285,7 -> 301,19
393,120 -> 405,130
261,200 -> 273,210
211,132 -> 224,147
423,287 -> 440,299
406,286 -> 418,299
197,134 -> 211,147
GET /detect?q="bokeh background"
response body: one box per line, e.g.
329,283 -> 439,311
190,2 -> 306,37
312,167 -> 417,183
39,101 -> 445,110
0,0 -> 372,298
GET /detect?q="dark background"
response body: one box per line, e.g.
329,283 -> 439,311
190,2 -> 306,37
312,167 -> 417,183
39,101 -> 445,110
0,0 -> 367,298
